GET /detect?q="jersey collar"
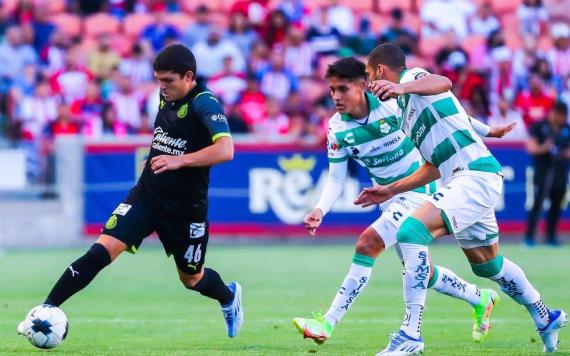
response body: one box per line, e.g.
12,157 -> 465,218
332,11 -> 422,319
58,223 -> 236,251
397,68 -> 410,110
340,92 -> 380,122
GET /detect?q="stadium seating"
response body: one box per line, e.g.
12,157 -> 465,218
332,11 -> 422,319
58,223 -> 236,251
51,13 -> 82,36
84,13 -> 120,37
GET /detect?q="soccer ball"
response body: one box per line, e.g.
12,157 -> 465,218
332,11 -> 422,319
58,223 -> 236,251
17,304 -> 68,349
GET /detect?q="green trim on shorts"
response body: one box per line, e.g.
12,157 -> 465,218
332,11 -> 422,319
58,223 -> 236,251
352,253 -> 375,267
127,245 -> 137,254
427,265 -> 439,288
441,210 -> 453,234
397,217 -> 434,246
486,233 -> 499,240
470,255 -> 504,278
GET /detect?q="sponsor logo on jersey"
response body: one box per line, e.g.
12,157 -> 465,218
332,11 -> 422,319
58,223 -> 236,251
383,135 -> 401,148
189,222 -> 206,238
210,113 -> 227,122
406,108 -> 416,131
177,103 -> 188,118
152,127 -> 187,155
112,203 -> 132,216
414,71 -> 428,80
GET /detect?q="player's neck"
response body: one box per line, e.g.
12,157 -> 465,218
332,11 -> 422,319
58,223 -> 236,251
348,95 -> 370,119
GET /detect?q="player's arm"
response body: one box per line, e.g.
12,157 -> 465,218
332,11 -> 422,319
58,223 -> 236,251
370,71 -> 451,101
354,162 -> 440,207
469,116 -> 517,138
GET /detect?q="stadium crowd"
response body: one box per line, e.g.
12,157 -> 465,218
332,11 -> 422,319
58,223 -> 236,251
0,0 -> 569,173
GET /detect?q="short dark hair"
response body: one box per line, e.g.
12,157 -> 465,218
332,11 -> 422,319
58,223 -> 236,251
552,101 -> 569,117
153,44 -> 197,77
368,43 -> 406,71
325,57 -> 366,81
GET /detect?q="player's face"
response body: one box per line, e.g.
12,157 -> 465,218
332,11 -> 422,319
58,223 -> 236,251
154,70 -> 194,101
328,76 -> 366,114
365,63 -> 387,82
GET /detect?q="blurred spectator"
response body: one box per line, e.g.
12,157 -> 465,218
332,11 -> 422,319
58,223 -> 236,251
10,63 -> 38,99
513,36 -> 544,92
101,102 -> 128,136
278,0 -> 305,24
119,43 -> 153,86
379,8 -> 418,55
182,5 -> 212,48
532,58 -> 563,95
259,50 -> 299,102
345,17 -> 377,56
547,23 -> 570,79
224,104 -> 249,133
562,78 -> 570,122
47,104 -> 80,137
230,0 -> 270,31
326,0 -> 355,36
262,9 -> 290,48
253,97 -> 290,137
525,101 -> 570,246
41,31 -> 70,74
224,11 -> 259,57
141,5 -> 179,52
284,26 -> 314,78
208,56 -> 247,105
238,75 -> 267,130
306,8 -> 342,56
17,80 -> 59,140
29,3 -> 56,54
515,74 -> 555,127
435,31 -> 469,69
107,0 -> 136,19
487,46 -> 515,106
0,26 -> 37,84
421,0 -> 476,40
70,82 -> 104,123
109,75 -> 144,132
49,48 -> 93,104
470,2 -> 500,37
487,97 -> 528,140
248,42 -> 270,74
88,34 -> 121,80
517,0 -> 548,37
76,0 -> 106,15
544,0 -> 570,23
192,27 -> 246,79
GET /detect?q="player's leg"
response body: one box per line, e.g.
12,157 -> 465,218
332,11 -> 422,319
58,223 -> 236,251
545,175 -> 566,246
525,169 -> 547,246
465,241 -> 567,352
160,221 -> 242,337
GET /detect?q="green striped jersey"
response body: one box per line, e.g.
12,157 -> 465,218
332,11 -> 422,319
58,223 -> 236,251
397,68 -> 502,182
327,92 -> 435,194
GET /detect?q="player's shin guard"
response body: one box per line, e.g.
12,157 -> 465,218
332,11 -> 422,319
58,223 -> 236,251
189,268 -> 234,306
44,243 -> 111,306
471,255 -> 548,328
324,254 -> 374,327
397,217 -> 433,339
429,265 -> 481,306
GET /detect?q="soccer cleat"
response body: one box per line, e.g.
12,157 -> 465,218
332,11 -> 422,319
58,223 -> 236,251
472,289 -> 500,342
292,314 -> 334,345
538,309 -> 567,353
376,330 -> 424,356
221,281 -> 243,338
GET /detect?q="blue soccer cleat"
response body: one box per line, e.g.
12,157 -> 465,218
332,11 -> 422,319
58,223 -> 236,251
376,330 -> 425,356
538,309 -> 567,353
221,281 -> 243,338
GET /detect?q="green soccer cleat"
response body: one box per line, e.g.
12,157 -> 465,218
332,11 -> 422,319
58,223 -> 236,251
292,314 -> 334,345
472,289 -> 500,342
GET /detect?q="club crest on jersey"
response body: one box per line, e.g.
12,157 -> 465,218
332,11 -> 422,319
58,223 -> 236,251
379,119 -> 391,134
105,215 -> 117,229
177,103 -> 188,118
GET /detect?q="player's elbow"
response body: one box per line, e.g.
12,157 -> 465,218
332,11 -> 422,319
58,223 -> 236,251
439,76 -> 452,92
219,144 -> 234,162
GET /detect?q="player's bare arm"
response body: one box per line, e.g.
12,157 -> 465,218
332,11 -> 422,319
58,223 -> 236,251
151,136 -> 234,174
304,208 -> 323,236
369,74 -> 452,100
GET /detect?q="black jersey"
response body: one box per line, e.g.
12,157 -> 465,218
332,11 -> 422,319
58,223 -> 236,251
529,120 -> 570,172
133,83 -> 231,220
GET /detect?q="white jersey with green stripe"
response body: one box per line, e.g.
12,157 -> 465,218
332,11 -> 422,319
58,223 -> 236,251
327,92 -> 434,194
397,68 -> 502,182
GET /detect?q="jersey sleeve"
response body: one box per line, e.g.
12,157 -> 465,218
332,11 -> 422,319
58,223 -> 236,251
326,124 -> 348,163
193,91 -> 232,142
400,67 -> 431,84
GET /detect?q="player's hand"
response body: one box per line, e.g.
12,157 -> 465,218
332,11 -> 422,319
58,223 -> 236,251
354,185 -> 394,207
488,122 -> 516,138
304,208 -> 323,236
369,80 -> 406,101
150,155 -> 183,174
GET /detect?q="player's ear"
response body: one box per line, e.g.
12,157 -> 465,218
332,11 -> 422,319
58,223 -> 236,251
184,70 -> 194,82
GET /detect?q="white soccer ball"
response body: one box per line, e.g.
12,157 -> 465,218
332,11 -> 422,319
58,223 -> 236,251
18,304 -> 68,349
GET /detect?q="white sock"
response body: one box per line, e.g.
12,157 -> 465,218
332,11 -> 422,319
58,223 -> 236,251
488,257 -> 546,328
399,243 -> 430,339
324,262 -> 372,327
429,265 -> 481,306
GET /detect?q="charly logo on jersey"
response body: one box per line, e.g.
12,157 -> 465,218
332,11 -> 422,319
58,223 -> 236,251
379,119 -> 391,134
249,154 -> 374,224
189,222 -> 206,238
177,103 -> 188,118
152,126 -> 187,156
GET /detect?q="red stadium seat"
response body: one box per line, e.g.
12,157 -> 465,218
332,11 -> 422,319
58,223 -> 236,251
501,13 -> 519,33
51,13 -> 82,36
164,13 -> 193,33
538,35 -> 553,51
492,0 -> 521,13
84,13 -> 120,36
369,14 -> 391,33
180,0 -> 224,12
379,0 -> 412,14
111,34 -> 133,57
504,30 -> 523,49
47,0 -> 66,13
419,35 -> 448,58
339,0 -> 374,12
123,13 -> 154,38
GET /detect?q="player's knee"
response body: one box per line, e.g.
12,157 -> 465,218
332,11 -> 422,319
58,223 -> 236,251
95,234 -> 127,261
396,217 -> 433,245
355,229 -> 384,258
470,255 -> 504,278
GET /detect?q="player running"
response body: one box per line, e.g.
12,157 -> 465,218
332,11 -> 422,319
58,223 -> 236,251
18,44 -> 243,340
356,43 -> 566,355
292,57 -> 512,346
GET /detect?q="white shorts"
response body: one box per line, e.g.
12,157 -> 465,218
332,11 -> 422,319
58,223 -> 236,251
370,190 -> 428,249
428,170 -> 503,249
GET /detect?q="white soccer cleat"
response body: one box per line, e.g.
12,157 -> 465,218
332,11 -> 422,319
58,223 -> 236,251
376,330 -> 425,356
221,281 -> 243,338
538,309 -> 567,353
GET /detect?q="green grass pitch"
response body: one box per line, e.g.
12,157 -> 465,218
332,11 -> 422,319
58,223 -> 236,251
1,243 -> 569,355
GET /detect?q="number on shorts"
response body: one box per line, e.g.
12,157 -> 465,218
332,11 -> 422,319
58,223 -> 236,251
392,211 -> 403,222
184,244 -> 202,263
432,192 -> 444,201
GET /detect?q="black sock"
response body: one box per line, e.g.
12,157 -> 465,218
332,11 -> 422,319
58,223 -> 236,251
44,243 -> 111,307
189,268 -> 234,305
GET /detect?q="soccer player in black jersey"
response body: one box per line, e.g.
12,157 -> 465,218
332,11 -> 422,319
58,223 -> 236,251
18,44 -> 243,339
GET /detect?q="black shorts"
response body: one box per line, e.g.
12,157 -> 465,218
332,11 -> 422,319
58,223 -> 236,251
100,192 -> 209,275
